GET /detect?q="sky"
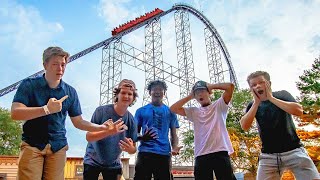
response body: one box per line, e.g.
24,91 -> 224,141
1,0 -> 320,158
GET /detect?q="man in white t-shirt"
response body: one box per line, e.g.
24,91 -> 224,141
170,80 -> 236,180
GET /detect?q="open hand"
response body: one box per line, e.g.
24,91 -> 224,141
119,137 -> 136,154
138,126 -> 158,141
102,118 -> 127,135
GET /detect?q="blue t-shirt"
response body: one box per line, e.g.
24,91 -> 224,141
84,104 -> 137,169
135,104 -> 179,156
12,75 -> 82,152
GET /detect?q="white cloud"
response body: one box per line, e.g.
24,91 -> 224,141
97,0 -> 147,30
0,0 -> 64,60
203,0 -> 320,96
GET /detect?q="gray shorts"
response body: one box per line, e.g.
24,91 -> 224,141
257,147 -> 320,180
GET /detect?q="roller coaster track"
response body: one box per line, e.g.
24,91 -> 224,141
0,3 -> 238,97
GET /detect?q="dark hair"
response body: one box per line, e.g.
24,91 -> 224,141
113,79 -> 138,106
247,71 -> 271,84
147,80 -> 167,92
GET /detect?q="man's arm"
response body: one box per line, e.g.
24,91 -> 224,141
269,98 -> 303,116
240,88 -> 262,131
265,82 -> 303,116
170,94 -> 193,116
240,102 -> 259,131
170,127 -> 182,155
11,95 -> 69,121
85,119 -> 126,142
207,82 -> 235,104
11,102 -> 47,120
70,115 -> 106,132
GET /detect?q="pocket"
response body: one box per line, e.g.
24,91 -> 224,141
20,141 -> 30,150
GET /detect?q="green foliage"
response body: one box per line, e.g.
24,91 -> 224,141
296,58 -> 320,126
179,129 -> 194,163
0,107 -> 22,155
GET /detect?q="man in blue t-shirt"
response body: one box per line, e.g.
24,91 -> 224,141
134,80 -> 181,180
240,71 -> 320,180
83,79 -> 138,180
11,46 -> 108,180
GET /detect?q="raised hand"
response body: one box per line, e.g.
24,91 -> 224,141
265,80 -> 273,100
138,126 -> 158,141
171,146 -> 183,156
102,118 -> 127,135
251,88 -> 261,105
119,137 -> 136,154
46,95 -> 68,114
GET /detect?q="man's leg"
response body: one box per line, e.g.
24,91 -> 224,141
257,153 -> 283,180
83,164 -> 102,180
152,154 -> 172,180
212,152 -> 237,180
42,145 -> 68,180
194,154 -> 214,180
284,147 -> 320,180
17,141 -> 44,180
134,152 -> 153,180
101,168 -> 122,180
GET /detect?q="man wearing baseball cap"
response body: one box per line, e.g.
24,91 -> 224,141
170,80 -> 236,180
83,79 -> 138,180
11,46 -> 109,180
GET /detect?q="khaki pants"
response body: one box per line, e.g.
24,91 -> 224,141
17,141 -> 68,180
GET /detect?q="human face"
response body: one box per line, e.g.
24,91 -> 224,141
248,75 -> 268,100
150,85 -> 165,105
117,87 -> 134,107
194,89 -> 211,107
44,55 -> 67,81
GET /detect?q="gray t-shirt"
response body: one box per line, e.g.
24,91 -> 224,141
84,104 -> 137,169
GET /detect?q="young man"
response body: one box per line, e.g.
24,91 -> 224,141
83,79 -> 138,180
11,46 -> 108,180
134,80 -> 181,180
170,80 -> 236,180
240,71 -> 320,180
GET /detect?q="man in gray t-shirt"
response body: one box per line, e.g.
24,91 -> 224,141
83,79 -> 138,180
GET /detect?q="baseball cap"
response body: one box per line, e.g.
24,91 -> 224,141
192,80 -> 208,92
43,46 -> 70,63
118,79 -> 137,90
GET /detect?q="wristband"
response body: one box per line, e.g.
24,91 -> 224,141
43,105 -> 50,115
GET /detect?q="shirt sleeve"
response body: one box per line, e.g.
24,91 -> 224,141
278,90 -> 297,102
217,96 -> 229,113
90,107 -> 101,124
245,102 -> 253,113
134,109 -> 142,128
13,79 -> 31,106
183,107 -> 195,122
127,114 -> 138,142
68,89 -> 82,117
170,112 -> 180,128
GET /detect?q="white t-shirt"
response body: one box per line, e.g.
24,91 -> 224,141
184,97 -> 234,157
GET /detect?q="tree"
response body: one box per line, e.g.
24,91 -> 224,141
224,89 -> 260,174
295,57 -> 320,172
296,57 -> 320,126
0,107 -> 22,155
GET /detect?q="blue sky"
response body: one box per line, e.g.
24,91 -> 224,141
1,0 -> 320,158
